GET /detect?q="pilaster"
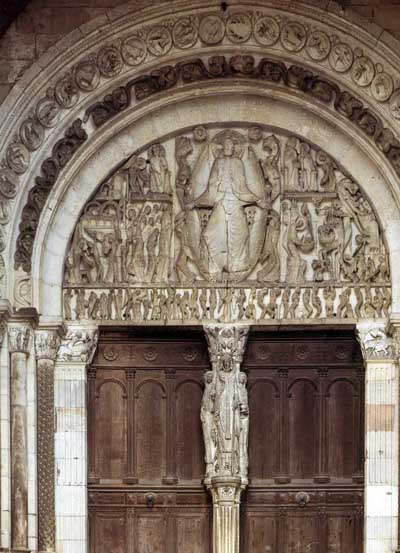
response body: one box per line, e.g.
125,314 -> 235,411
54,326 -> 98,553
357,322 -> 399,553
202,324 -> 249,553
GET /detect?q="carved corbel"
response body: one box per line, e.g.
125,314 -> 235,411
56,325 -> 99,364
356,322 -> 396,362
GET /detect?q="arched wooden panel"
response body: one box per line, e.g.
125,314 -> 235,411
248,380 -> 279,480
136,380 -> 166,481
96,380 -> 127,480
288,379 -> 318,478
327,379 -> 357,478
176,380 -> 204,482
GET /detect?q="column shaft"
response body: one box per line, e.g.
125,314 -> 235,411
8,324 -> 31,553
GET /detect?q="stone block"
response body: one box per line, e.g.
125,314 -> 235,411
57,515 -> 86,541
367,404 -> 395,432
56,486 -> 87,516
35,33 -> 64,58
16,6 -> 108,35
0,58 -> 33,84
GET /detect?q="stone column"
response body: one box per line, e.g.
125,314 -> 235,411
202,325 -> 249,553
54,327 -> 98,553
8,323 -> 32,553
34,329 -> 61,553
357,322 -> 399,553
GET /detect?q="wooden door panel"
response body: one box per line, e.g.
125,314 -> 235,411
135,380 -> 167,482
327,380 -> 357,478
175,514 -> 211,553
248,380 -> 279,481
176,380 -> 204,482
96,379 -> 127,480
285,515 -> 319,553
327,514 -> 356,553
91,512 -> 126,553
242,330 -> 364,553
136,514 -> 167,553
288,379 -> 318,479
89,331 -> 211,553
242,513 -> 277,553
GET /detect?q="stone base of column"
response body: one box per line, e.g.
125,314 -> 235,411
209,476 -> 244,553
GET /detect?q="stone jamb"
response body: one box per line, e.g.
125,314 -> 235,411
53,325 -> 98,553
357,320 -> 400,553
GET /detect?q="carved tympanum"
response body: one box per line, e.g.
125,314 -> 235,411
62,125 -> 390,323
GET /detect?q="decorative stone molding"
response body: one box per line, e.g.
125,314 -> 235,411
56,327 -> 98,364
14,119 -> 88,273
12,54 -> 400,278
356,323 -> 395,361
7,324 -> 31,354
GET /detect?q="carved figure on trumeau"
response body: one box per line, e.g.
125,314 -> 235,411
202,326 -> 249,482
63,124 -> 391,323
201,371 -> 216,479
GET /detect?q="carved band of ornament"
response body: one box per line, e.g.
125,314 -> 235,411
14,119 -> 88,273
62,286 -> 391,323
13,56 -> 400,276
7,324 -> 31,354
1,8 -> 398,180
35,330 -> 61,361
56,328 -> 99,364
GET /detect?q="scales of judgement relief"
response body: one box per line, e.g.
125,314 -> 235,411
63,124 -> 391,323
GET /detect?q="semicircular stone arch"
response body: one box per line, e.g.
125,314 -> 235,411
3,0 -> 400,319
24,84 -> 398,323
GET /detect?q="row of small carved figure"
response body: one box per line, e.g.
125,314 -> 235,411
63,286 -> 391,321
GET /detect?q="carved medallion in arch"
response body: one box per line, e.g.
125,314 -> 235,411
62,124 -> 391,324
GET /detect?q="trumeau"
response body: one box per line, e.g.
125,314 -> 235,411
62,124 -> 391,324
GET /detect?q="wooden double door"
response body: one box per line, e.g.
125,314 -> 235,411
88,327 -> 364,553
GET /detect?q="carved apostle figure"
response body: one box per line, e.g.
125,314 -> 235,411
194,134 -> 263,279
201,371 -> 216,479
237,372 -> 249,478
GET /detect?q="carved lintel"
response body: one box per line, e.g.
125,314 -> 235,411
35,330 -> 61,361
356,323 -> 395,361
56,326 -> 99,364
202,325 -> 249,486
8,324 -> 31,355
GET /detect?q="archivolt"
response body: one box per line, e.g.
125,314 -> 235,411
1,0 -> 400,313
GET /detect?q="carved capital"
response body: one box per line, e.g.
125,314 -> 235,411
8,324 -> 31,354
35,329 -> 61,361
56,326 -> 99,364
203,325 -> 249,370
356,323 -> 395,361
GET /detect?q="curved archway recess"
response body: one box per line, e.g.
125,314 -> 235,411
31,88 -> 399,322
1,0 -> 400,322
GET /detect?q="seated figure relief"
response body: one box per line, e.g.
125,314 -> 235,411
63,124 -> 391,323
